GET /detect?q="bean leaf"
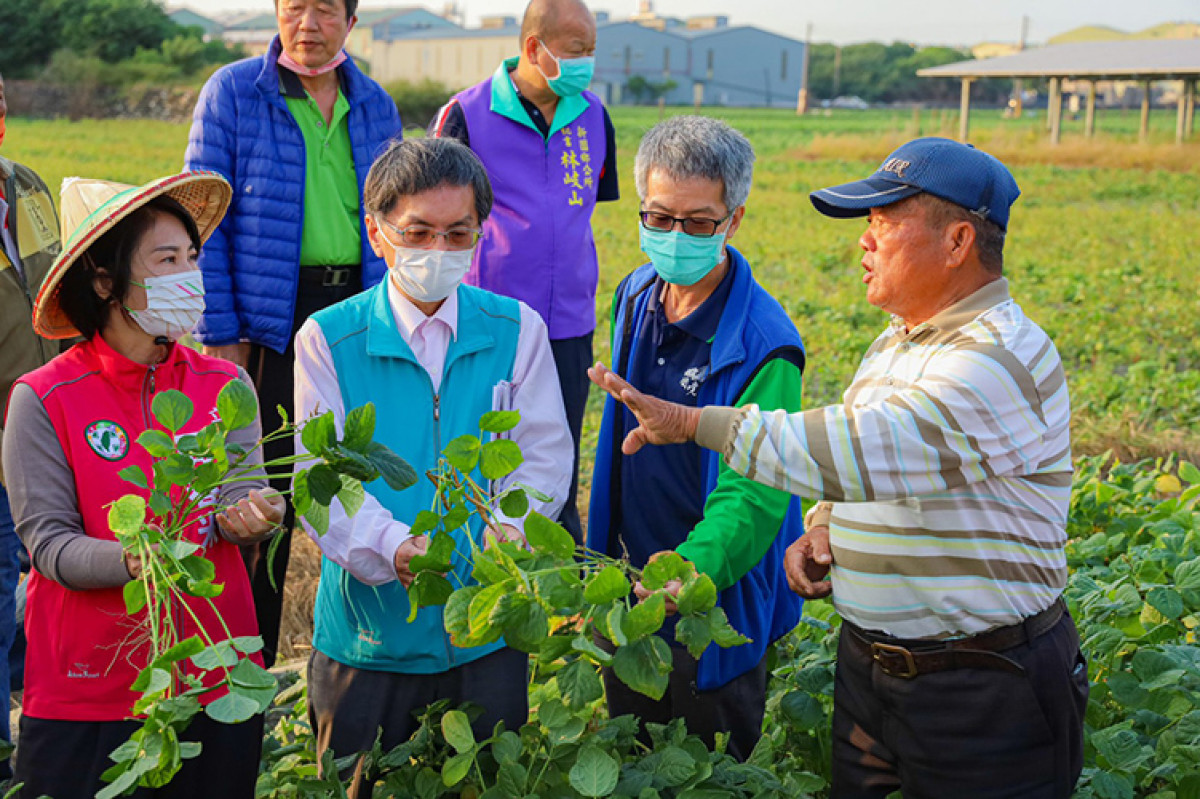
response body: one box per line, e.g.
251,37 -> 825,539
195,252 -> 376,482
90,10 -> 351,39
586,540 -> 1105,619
480,439 -> 524,480
365,442 -> 418,491
612,635 -> 672,700
569,747 -> 620,798
406,571 -> 454,623
215,378 -> 258,433
525,511 -> 575,560
152,390 -> 194,433
479,410 -> 520,434
441,709 -> 475,754
583,566 -> 629,604
108,495 -> 146,536
342,403 -> 376,452
444,435 -> 482,473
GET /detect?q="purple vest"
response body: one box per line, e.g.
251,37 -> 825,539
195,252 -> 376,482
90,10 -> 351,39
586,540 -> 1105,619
456,77 -> 607,340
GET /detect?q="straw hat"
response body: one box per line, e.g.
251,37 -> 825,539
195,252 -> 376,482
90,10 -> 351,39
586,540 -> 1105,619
33,170 -> 232,339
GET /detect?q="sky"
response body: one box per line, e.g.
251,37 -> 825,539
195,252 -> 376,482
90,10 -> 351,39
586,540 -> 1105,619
190,0 -> 1200,46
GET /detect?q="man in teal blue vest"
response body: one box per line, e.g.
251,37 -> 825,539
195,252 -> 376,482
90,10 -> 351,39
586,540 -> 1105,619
294,137 -> 573,791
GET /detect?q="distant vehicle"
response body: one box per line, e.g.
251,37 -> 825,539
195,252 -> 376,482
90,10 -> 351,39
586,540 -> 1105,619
822,96 -> 870,110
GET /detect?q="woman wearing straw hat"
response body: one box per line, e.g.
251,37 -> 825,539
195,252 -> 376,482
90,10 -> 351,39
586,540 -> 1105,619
1,171 -> 283,797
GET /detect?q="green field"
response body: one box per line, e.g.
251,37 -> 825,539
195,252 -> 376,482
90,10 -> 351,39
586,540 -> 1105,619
6,109 -> 1200,797
8,108 -> 1200,468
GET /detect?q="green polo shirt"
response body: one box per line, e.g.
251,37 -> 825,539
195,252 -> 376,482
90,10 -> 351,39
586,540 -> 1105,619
282,69 -> 361,267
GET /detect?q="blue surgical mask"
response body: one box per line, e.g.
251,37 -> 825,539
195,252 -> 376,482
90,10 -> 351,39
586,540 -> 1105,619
639,226 -> 726,286
537,39 -> 594,97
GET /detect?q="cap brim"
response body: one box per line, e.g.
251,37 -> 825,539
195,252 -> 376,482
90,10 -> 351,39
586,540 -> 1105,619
34,171 -> 231,339
809,176 -> 921,219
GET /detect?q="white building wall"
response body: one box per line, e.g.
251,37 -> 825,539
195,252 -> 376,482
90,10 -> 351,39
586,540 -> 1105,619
367,35 -> 520,88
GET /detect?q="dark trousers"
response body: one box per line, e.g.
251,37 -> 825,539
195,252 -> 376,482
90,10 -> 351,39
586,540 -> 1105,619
601,640 -> 768,762
0,485 -> 18,780
831,612 -> 1088,799
245,267 -> 362,667
308,647 -> 529,796
548,333 -> 592,543
14,712 -> 263,799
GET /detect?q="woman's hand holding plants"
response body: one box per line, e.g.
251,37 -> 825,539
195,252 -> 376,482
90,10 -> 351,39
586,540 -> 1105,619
216,489 -> 286,542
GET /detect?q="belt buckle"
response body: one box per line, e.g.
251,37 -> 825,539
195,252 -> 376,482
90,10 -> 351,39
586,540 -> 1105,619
323,267 -> 349,288
871,642 -> 919,679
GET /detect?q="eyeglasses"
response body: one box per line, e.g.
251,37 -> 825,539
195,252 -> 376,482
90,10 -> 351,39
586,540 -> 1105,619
378,218 -> 481,251
638,210 -> 731,238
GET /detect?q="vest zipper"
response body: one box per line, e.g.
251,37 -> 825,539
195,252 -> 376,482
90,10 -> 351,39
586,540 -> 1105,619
142,364 -> 158,427
431,389 -> 454,668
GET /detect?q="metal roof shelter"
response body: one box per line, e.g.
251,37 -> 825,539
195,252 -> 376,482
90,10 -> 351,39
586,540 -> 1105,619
918,40 -> 1200,144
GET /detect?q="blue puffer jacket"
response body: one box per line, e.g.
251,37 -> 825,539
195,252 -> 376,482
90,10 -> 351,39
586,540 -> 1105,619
185,36 -> 402,353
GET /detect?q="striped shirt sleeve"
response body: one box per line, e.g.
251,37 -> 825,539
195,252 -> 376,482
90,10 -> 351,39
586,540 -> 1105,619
726,342 -> 1051,503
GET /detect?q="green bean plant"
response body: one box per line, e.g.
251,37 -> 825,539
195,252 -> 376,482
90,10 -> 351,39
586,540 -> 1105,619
405,410 -> 750,702
98,381 -> 416,797
309,410 -> 760,796
254,409 -> 775,798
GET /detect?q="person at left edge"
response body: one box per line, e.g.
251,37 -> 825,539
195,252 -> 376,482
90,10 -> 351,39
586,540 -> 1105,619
185,0 -> 402,667
587,116 -> 806,761
2,171 -> 283,799
429,0 -> 620,541
295,137 -> 572,797
0,70 -> 65,781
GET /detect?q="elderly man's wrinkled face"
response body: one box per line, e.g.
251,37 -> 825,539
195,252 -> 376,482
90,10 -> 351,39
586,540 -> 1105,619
858,198 -> 947,326
277,0 -> 354,69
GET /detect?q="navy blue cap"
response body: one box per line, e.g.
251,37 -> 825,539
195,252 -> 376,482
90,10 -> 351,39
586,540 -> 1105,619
810,137 -> 1021,230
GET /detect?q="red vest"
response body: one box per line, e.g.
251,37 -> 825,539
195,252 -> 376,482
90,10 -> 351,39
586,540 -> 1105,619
14,336 -> 261,721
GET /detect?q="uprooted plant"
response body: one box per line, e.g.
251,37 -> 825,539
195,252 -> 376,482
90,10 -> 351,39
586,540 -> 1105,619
98,380 -> 416,797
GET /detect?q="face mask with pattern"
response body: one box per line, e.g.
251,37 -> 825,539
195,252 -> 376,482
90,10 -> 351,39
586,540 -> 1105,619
126,270 -> 206,340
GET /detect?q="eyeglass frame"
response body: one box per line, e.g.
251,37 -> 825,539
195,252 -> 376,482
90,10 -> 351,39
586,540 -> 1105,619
637,209 -> 733,238
375,216 -> 482,251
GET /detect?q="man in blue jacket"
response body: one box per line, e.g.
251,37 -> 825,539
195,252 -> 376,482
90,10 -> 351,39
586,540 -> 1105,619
184,0 -> 402,667
588,117 -> 806,761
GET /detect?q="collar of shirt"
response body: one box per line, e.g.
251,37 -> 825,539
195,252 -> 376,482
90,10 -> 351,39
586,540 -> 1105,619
489,57 -> 588,138
387,276 -> 459,343
889,277 -> 1012,339
647,258 -> 735,345
278,63 -> 347,99
386,277 -> 458,391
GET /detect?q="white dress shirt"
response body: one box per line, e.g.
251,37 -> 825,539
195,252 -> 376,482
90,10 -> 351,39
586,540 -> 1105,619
294,277 -> 572,586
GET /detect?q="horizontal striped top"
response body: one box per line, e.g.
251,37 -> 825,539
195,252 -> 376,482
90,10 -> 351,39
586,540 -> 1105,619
723,279 -> 1071,638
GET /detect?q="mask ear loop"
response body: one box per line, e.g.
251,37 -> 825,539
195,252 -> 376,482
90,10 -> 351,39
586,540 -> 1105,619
536,38 -> 563,80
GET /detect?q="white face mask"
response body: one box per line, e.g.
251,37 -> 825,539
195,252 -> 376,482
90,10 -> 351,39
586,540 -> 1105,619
387,245 -> 473,303
126,270 -> 205,341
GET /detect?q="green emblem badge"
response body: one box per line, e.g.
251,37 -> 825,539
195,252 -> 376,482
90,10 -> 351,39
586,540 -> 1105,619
85,420 -> 129,461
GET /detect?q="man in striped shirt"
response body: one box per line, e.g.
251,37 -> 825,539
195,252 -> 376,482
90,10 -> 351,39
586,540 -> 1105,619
589,138 -> 1087,798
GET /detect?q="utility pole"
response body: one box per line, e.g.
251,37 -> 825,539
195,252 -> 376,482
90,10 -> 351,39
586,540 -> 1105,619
796,22 -> 813,115
832,45 -> 842,99
1012,15 -> 1029,118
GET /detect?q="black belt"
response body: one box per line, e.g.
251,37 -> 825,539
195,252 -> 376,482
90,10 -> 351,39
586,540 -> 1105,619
843,599 -> 1066,679
299,264 -> 360,288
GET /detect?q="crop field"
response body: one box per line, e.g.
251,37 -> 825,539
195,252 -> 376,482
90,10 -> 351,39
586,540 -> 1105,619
10,107 -> 1200,465
5,107 -> 1200,796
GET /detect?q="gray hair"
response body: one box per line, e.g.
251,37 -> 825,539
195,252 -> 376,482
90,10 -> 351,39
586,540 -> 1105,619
914,193 -> 1006,275
634,116 -> 755,212
363,138 -> 494,223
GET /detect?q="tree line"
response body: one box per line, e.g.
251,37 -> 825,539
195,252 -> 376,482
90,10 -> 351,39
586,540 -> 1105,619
806,42 -> 1012,105
0,0 -> 243,84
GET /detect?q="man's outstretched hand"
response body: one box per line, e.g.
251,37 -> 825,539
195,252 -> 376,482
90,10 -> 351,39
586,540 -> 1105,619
588,362 -> 701,455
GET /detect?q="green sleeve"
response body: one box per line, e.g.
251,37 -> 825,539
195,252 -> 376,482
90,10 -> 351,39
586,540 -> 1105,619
675,356 -> 804,591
